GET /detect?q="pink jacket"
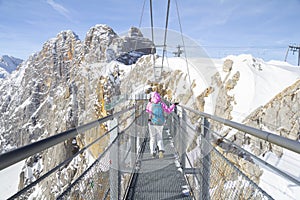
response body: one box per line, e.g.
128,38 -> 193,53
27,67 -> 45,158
146,92 -> 175,116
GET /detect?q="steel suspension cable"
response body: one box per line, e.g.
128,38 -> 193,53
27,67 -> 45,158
138,0 -> 146,28
161,0 -> 171,67
132,0 -> 147,56
175,0 -> 195,102
149,0 -> 156,81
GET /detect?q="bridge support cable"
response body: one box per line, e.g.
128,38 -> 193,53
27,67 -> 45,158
148,0 -> 171,81
138,0 -> 146,28
174,0 -> 195,103
149,0 -> 157,81
161,0 -> 171,68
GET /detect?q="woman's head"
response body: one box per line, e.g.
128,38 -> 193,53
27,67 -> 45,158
151,92 -> 161,103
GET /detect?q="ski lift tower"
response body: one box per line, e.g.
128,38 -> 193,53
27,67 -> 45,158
285,45 -> 300,66
173,45 -> 184,57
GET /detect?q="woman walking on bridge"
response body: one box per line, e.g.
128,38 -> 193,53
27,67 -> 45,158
146,91 -> 177,158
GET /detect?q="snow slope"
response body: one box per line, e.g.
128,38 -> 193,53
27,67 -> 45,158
259,149 -> 300,200
223,55 -> 300,121
165,54 -> 300,199
0,161 -> 24,200
162,54 -> 300,121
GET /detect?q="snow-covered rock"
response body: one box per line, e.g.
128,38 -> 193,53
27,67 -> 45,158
0,24 -> 155,199
0,55 -> 23,78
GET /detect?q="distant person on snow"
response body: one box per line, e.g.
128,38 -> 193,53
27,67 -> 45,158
146,91 -> 178,158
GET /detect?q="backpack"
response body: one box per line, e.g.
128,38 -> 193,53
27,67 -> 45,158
151,103 -> 165,125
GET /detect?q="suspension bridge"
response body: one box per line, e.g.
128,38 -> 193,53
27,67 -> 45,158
1,99 -> 300,199
1,0 -> 300,199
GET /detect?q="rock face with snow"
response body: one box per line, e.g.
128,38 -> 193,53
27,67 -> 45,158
0,55 -> 23,78
236,79 -> 300,157
0,25 -> 154,151
0,25 -> 154,199
206,55 -> 300,189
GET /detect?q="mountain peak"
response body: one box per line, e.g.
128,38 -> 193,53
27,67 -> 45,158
0,55 -> 23,78
57,30 -> 79,40
87,24 -> 117,37
128,26 -> 143,37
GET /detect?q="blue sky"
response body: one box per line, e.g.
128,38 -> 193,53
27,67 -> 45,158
0,0 -> 300,65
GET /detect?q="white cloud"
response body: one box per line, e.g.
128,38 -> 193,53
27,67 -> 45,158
46,0 -> 71,20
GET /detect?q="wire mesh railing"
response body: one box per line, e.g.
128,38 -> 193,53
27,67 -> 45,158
0,101 -> 150,199
189,141 -> 273,200
4,100 -> 298,199
168,106 -> 274,200
57,102 -> 149,200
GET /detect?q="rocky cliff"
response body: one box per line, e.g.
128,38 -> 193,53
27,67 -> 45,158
0,24 -> 154,199
236,79 -> 300,157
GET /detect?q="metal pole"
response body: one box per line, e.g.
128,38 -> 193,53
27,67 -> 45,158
284,46 -> 290,62
131,101 -> 138,168
297,46 -> 300,66
149,0 -> 156,81
109,117 -> 119,200
161,0 -> 171,67
181,108 -> 187,169
200,117 -> 210,200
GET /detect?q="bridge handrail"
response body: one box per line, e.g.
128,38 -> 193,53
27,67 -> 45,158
0,105 -> 136,171
179,105 -> 300,154
57,109 -> 141,199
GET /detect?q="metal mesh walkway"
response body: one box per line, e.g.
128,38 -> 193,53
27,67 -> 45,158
126,127 -> 192,200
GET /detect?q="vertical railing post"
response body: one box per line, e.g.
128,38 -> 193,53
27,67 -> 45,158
180,108 -> 187,169
131,100 -> 138,168
200,117 -> 211,200
109,117 -> 120,200
171,107 -> 178,142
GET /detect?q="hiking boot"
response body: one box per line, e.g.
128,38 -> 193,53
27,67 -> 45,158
159,151 -> 164,159
152,153 -> 156,158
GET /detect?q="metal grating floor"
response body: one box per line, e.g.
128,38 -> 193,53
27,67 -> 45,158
126,128 -> 193,200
